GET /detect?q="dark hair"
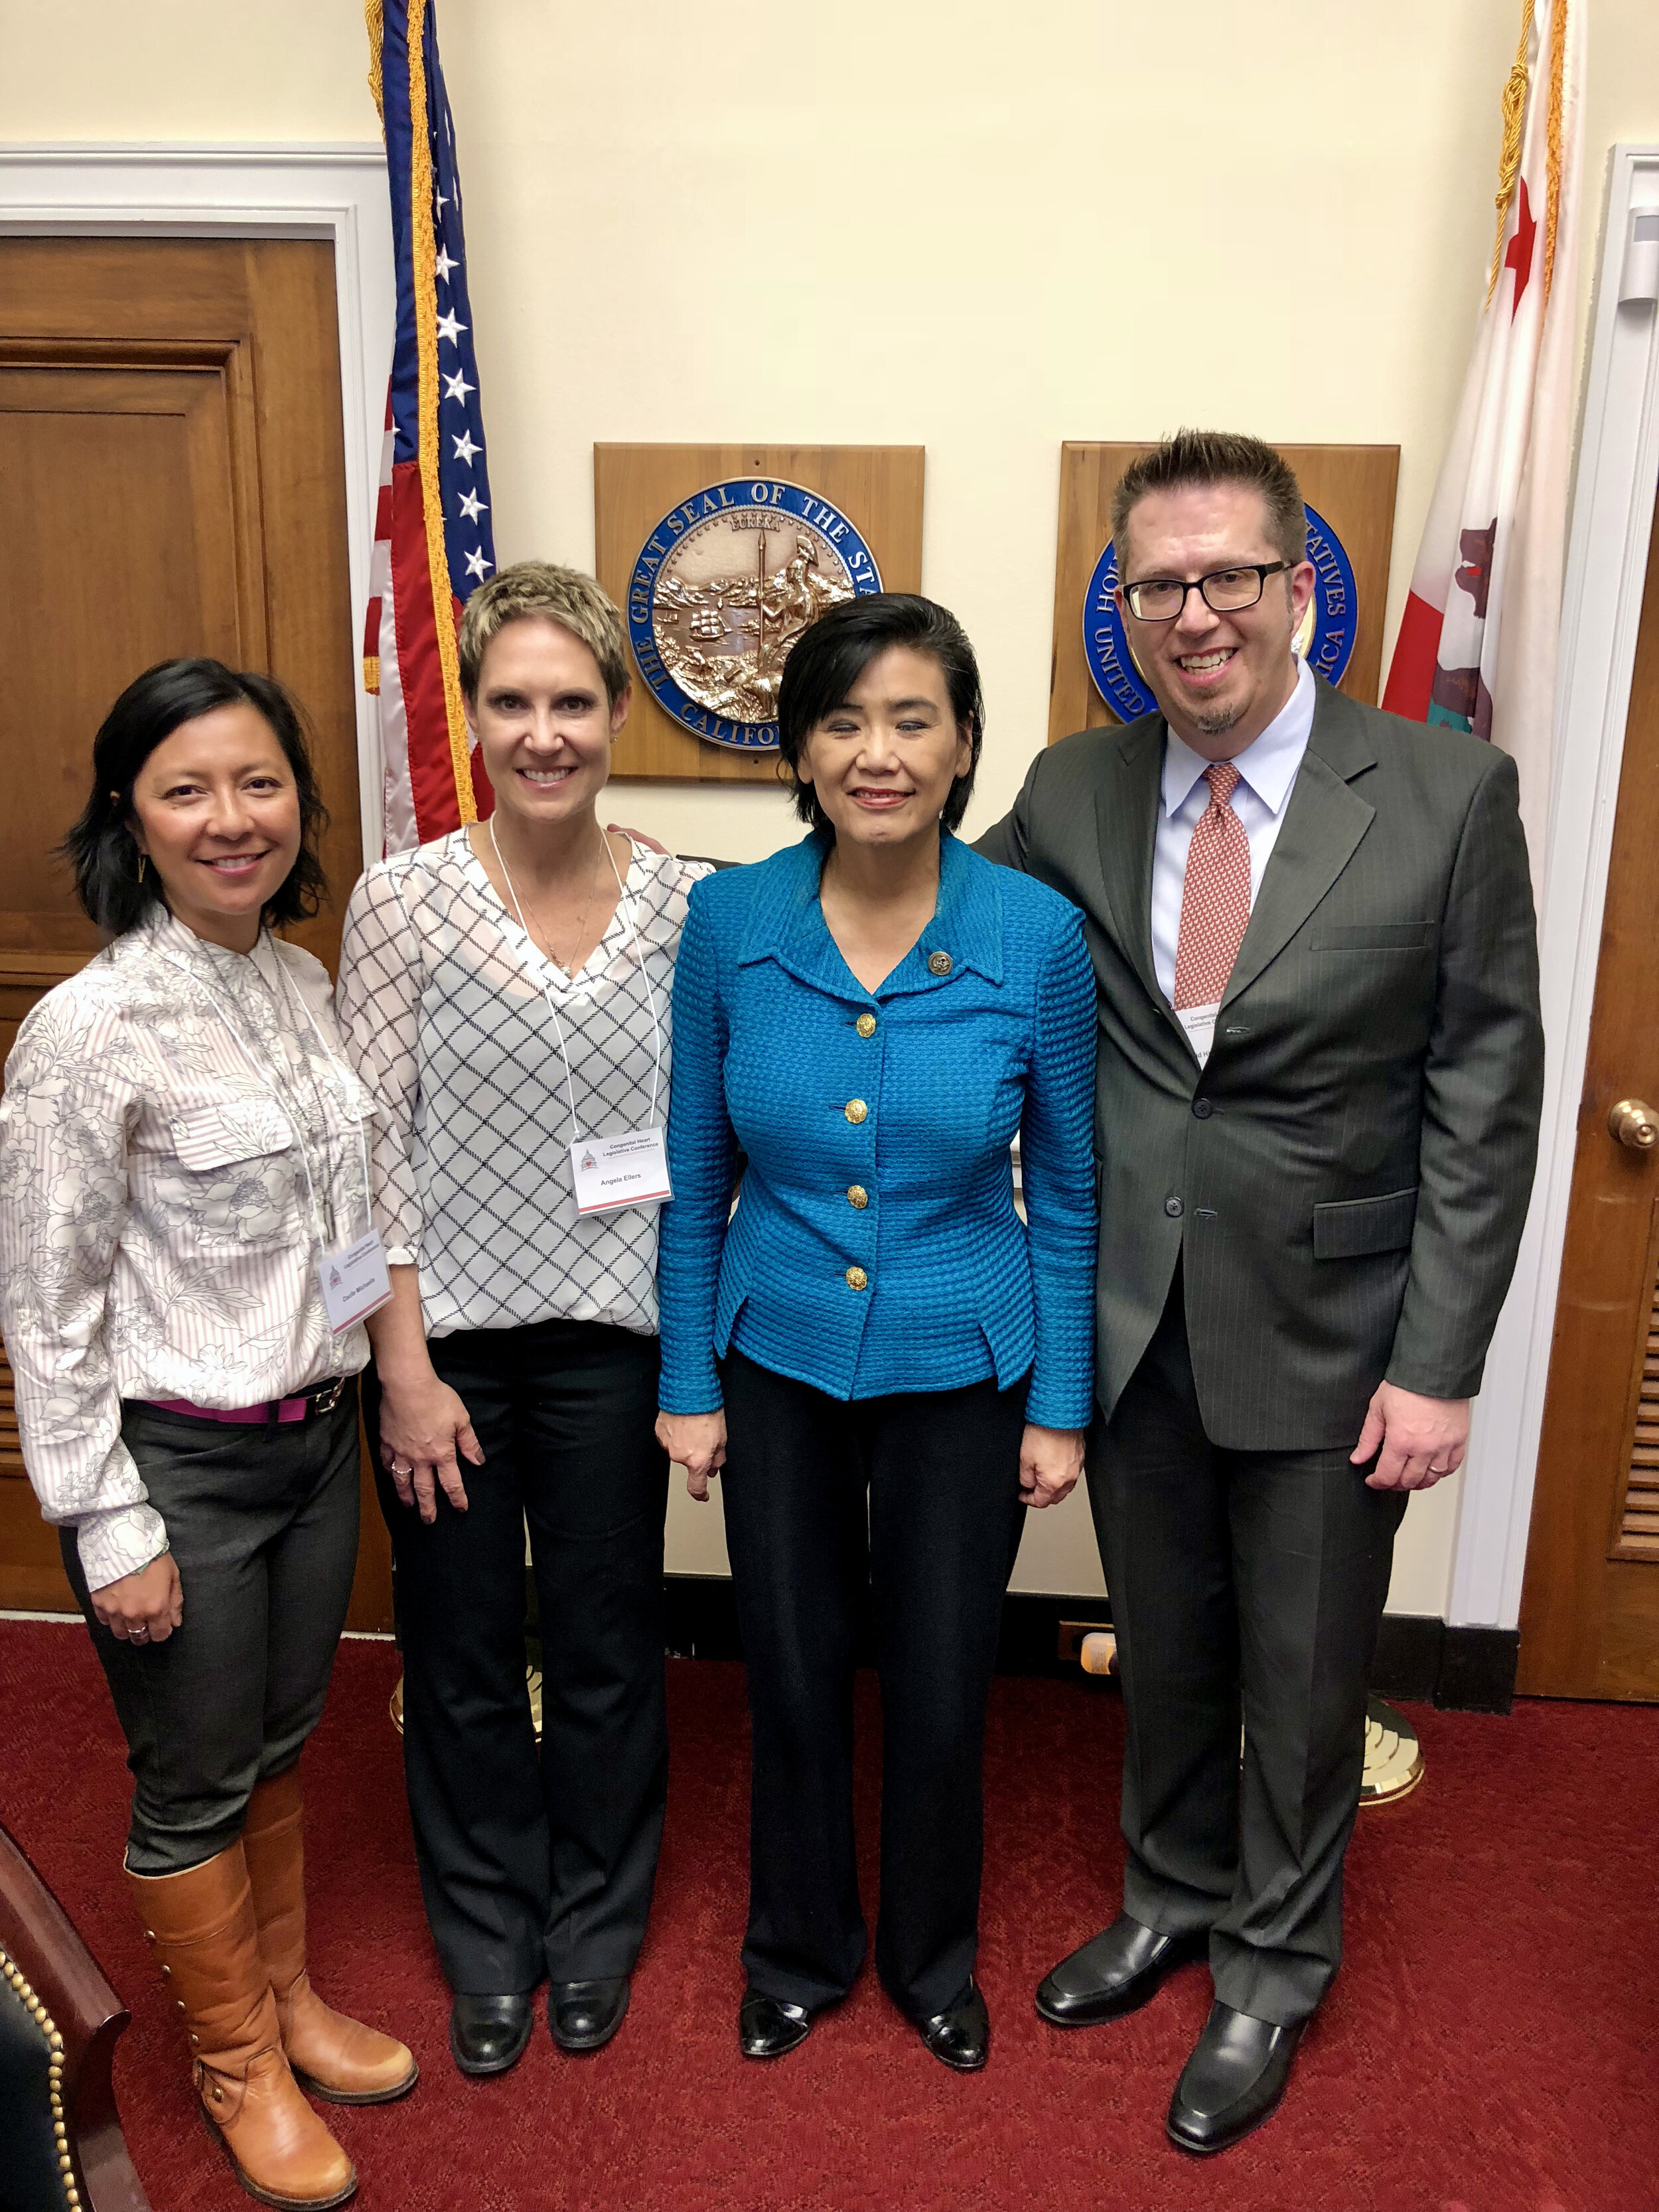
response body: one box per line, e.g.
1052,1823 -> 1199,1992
775,593 -> 985,836
1112,429 -> 1308,571
61,659 -> 329,936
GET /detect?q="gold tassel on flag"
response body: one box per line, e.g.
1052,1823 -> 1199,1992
1486,2 -> 1534,307
365,0 -> 386,125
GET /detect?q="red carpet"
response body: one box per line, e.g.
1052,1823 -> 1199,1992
2,1619 -> 1657,2212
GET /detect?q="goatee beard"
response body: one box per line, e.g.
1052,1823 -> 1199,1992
1192,701 -> 1242,739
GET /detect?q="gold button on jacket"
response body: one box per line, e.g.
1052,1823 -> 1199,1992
855,1012 -> 877,1038
927,950 -> 952,976
847,1184 -> 869,1209
844,1098 -> 868,1124
845,1266 -> 869,1291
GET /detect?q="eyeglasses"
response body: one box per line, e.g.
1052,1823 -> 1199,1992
1120,561 -> 1290,623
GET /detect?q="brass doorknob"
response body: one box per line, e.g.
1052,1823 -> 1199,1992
1609,1098 -> 1659,1149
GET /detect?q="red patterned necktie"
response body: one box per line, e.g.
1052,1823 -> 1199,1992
1174,762 -> 1251,1009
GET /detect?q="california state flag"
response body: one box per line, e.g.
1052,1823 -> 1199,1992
1382,0 -> 1583,868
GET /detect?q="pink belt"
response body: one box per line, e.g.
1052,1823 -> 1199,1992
145,1377 -> 347,1425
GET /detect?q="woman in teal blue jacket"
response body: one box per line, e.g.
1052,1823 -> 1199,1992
656,595 -> 1097,2073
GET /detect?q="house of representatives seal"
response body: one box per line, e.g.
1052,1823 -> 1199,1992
627,479 -> 882,751
1081,501 -> 1360,723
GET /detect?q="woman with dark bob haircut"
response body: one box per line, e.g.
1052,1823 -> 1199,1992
0,660 -> 415,2211
658,593 -> 1098,2070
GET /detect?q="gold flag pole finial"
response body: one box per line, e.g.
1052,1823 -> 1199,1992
1486,0 -> 1535,307
365,0 -> 386,129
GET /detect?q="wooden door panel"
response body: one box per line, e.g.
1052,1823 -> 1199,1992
0,237 -> 386,1629
1520,487 -> 1659,1698
0,369 -> 253,952
1,240 -> 360,968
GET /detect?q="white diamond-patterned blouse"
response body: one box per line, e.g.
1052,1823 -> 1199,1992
335,832 -> 711,1343
0,909 -> 382,1591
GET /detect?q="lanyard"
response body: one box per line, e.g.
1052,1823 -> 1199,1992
272,958 -> 377,1240
488,824 -> 664,1143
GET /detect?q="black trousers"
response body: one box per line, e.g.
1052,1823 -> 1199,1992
719,1348 -> 1028,2022
1086,1275 -> 1407,2025
367,1317 -> 670,1996
62,1389 -> 361,1877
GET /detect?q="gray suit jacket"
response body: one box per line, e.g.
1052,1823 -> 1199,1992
977,679 -> 1545,1449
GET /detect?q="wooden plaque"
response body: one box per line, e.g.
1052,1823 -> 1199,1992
596,444 -> 924,782
1048,443 -> 1400,745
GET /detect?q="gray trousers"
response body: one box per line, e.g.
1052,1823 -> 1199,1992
1087,1278 -> 1406,2025
62,1390 -> 360,1876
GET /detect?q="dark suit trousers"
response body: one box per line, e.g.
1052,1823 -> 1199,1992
1087,1275 -> 1406,2025
720,1348 -> 1028,2021
366,1318 -> 670,1996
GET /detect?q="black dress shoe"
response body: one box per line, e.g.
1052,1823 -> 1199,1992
914,1979 -> 989,2073
1166,2001 -> 1305,2154
1036,1913 -> 1208,2026
738,1988 -> 812,2059
449,1992 -> 534,2077
548,1976 -> 630,2053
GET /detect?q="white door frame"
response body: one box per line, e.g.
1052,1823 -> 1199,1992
0,143 -> 394,861
1451,143 -> 1659,1629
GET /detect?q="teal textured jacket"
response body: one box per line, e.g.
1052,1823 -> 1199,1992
656,830 -> 1098,1426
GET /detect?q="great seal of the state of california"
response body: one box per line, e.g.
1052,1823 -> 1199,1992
627,479 -> 882,751
1082,501 -> 1360,723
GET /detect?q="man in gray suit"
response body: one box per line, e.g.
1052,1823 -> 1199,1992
977,430 -> 1543,2154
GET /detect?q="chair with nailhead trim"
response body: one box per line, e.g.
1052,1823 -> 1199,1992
0,1822 -> 151,2212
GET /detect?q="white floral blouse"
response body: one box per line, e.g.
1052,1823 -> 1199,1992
0,909 -> 387,1591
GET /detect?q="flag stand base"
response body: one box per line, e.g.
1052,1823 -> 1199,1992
1360,1694 -> 1424,1805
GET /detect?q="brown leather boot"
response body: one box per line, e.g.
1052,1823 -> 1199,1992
242,1767 -> 417,2105
127,1847 -> 356,2210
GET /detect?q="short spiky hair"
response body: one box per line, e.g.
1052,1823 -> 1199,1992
1112,430 -> 1307,571
457,561 -> 630,705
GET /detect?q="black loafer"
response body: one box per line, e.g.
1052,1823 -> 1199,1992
738,1988 -> 812,2059
549,1976 -> 630,2053
1036,1914 -> 1208,2027
915,1978 -> 989,2073
1166,2001 -> 1305,2154
449,1991 -> 534,2077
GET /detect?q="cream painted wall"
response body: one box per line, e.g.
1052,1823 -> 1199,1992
7,0 -> 1659,1610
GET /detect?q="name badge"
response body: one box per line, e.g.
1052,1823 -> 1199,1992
1177,1002 -> 1220,1069
319,1228 -> 394,1333
569,1128 -> 673,1216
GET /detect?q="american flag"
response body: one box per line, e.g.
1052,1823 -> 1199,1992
365,0 -> 498,853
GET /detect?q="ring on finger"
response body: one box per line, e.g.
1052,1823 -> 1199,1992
392,1460 -> 413,1477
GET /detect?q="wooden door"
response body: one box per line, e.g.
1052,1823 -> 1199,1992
0,237 -> 392,1629
1519,486 -> 1659,1698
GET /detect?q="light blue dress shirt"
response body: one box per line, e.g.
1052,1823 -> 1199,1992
1149,655 -> 1317,1005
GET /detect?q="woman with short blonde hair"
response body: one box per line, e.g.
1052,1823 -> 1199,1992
338,562 -> 709,2075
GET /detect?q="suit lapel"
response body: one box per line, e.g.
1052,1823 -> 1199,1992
1221,680 -> 1377,1009
1091,715 -> 1166,1011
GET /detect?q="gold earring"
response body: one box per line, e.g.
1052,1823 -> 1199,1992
137,853 -> 146,882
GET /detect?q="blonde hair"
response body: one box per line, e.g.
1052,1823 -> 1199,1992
457,561 -> 630,706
